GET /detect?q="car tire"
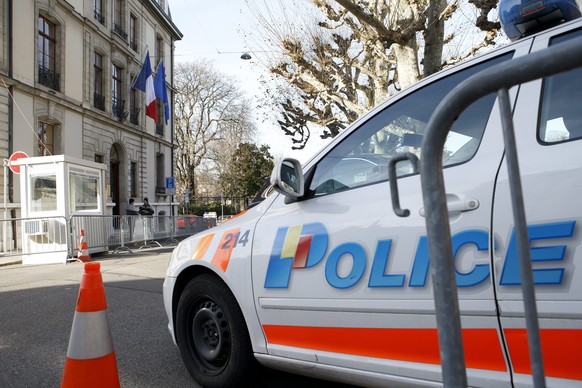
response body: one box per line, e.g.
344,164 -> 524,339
176,273 -> 259,388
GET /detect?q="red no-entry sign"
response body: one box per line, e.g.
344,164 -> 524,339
8,151 -> 28,174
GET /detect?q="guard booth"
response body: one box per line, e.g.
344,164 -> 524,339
17,155 -> 106,264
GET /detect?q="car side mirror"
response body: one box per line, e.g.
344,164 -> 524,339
270,158 -> 304,200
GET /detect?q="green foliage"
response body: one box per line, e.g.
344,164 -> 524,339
180,202 -> 237,216
220,143 -> 274,198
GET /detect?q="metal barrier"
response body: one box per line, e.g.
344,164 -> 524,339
0,216 -> 19,256
68,214 -> 209,255
389,37 -> 582,386
0,216 -> 70,263
1,214 -> 210,263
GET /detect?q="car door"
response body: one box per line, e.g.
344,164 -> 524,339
492,24 -> 582,387
252,42 -> 532,386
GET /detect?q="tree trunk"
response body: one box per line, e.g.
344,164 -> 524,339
423,0 -> 447,76
393,41 -> 421,90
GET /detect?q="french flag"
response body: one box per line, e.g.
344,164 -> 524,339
133,51 -> 157,123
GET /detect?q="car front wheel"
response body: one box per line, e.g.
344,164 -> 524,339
176,273 -> 258,388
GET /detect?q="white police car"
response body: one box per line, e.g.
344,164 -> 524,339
164,6 -> 582,387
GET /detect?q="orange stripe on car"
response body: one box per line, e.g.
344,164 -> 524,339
504,328 -> 582,380
191,233 -> 215,260
262,325 -> 507,372
211,228 -> 240,272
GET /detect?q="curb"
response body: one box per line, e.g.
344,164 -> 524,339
0,259 -> 22,267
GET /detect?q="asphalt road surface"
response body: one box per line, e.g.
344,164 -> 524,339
0,247 -> 356,388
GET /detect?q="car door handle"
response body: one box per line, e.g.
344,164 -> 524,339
419,198 -> 479,217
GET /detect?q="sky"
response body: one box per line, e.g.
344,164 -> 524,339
167,0 -> 328,163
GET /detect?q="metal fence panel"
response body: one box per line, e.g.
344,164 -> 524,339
1,214 -> 213,264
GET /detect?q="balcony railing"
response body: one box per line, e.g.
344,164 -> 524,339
94,93 -> 105,111
38,65 -> 60,92
113,24 -> 128,40
130,107 -> 140,125
155,186 -> 167,195
130,40 -> 138,51
94,9 -> 105,25
112,97 -> 127,121
155,123 -> 164,136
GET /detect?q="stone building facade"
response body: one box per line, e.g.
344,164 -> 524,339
0,0 -> 182,217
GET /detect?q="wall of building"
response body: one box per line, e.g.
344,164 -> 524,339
1,0 -> 182,219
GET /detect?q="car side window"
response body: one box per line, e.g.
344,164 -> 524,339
539,28 -> 582,144
308,52 -> 513,197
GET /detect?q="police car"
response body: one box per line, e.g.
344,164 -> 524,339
164,4 -> 582,387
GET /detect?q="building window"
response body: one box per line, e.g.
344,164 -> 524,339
1,0 -> 7,72
37,122 -> 55,156
130,14 -> 138,51
155,153 -> 164,194
94,0 -> 105,25
93,52 -> 105,110
70,172 -> 100,212
31,175 -> 57,212
130,162 -> 137,197
155,34 -> 164,65
112,0 -> 127,40
155,100 -> 164,136
112,64 -> 125,120
130,85 -> 139,125
38,15 -> 60,91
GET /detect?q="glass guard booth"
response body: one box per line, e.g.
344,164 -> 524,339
18,155 -> 106,264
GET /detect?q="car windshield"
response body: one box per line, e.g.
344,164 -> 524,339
309,52 -> 513,196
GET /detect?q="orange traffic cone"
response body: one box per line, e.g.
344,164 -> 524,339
77,229 -> 90,262
61,262 -> 120,388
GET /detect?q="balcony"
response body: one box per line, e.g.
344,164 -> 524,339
38,65 -> 60,92
94,9 -> 105,25
113,24 -> 128,40
130,107 -> 140,125
112,97 -> 127,121
155,186 -> 167,195
155,123 -> 164,136
94,93 -> 105,111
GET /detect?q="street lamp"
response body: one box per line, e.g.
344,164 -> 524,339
240,52 -> 252,60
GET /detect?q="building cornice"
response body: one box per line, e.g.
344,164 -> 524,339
143,0 -> 183,41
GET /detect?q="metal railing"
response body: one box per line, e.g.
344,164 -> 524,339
94,92 -> 105,111
0,216 -> 70,259
94,9 -> 105,25
112,23 -> 128,40
130,107 -> 140,125
1,214 -> 210,262
69,214 -> 208,255
38,65 -> 60,92
389,37 -> 582,386
112,97 -> 126,121
155,123 -> 164,136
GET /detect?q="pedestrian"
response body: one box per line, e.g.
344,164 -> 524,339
139,197 -> 154,216
139,197 -> 155,242
126,198 -> 139,241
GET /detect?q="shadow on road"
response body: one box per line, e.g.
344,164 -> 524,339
0,275 -> 356,388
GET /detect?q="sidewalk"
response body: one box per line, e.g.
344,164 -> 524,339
0,245 -> 177,267
0,255 -> 21,267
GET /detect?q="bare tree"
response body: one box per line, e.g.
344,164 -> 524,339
205,99 -> 257,196
174,60 -> 255,197
246,0 -> 502,149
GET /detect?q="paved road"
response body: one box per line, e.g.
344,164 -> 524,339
0,247 -> 356,388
